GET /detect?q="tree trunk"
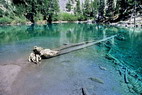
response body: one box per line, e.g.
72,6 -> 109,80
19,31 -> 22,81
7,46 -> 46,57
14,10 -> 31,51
47,15 -> 52,23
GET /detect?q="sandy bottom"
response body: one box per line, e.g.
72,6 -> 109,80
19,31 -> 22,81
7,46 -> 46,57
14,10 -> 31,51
0,65 -> 21,95
0,51 -> 136,95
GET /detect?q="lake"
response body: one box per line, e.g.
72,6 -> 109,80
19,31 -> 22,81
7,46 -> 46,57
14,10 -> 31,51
0,23 -> 142,95
0,23 -> 141,71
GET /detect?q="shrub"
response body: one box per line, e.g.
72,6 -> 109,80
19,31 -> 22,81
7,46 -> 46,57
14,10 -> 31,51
34,13 -> 43,22
0,9 -> 4,17
11,16 -> 27,24
58,13 -> 78,21
0,16 -> 12,24
77,14 -> 87,21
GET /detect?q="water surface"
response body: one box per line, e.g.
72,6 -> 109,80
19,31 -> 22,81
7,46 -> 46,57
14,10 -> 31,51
0,23 -> 141,70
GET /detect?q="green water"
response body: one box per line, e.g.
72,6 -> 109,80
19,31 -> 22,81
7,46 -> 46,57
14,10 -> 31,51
0,23 -> 142,73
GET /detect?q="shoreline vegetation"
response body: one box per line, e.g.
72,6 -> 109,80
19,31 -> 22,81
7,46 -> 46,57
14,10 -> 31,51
0,0 -> 142,27
0,14 -> 142,28
0,12 -> 90,26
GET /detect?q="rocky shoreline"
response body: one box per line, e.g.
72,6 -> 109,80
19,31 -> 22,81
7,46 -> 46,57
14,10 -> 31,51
110,16 -> 142,28
0,20 -> 92,26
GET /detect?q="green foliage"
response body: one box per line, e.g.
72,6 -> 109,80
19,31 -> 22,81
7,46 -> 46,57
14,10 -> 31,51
1,0 -> 142,23
0,9 -> 4,17
0,16 -> 27,25
98,0 -> 105,17
91,0 -> 99,18
58,13 -> 78,21
66,0 -> 72,12
0,16 -> 12,24
77,14 -> 86,21
12,16 -> 27,24
57,13 -> 86,21
74,0 -> 81,14
83,0 -> 92,18
13,0 -> 60,23
14,4 -> 26,17
34,13 -> 43,22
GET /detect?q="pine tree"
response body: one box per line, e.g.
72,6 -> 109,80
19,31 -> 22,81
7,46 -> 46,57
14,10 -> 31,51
83,0 -> 92,18
66,0 -> 72,12
105,0 -> 115,17
97,0 -> 105,22
74,0 -> 81,14
91,0 -> 99,19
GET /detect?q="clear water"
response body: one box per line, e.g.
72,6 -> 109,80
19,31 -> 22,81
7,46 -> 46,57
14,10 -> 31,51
0,23 -> 141,70
0,23 -> 142,95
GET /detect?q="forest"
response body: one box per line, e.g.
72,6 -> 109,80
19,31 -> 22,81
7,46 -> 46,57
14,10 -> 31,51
0,0 -> 142,24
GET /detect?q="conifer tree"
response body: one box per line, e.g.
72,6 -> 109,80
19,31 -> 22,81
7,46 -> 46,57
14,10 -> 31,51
47,0 -> 60,23
83,0 -> 92,18
66,0 -> 72,12
91,0 -> 99,18
74,0 -> 81,14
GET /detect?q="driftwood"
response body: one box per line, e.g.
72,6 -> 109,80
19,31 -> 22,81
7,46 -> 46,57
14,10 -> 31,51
89,77 -> 104,84
29,35 -> 117,63
81,88 -> 90,95
57,35 -> 117,56
124,68 -> 129,83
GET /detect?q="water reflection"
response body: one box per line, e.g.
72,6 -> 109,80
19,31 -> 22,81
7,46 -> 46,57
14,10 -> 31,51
0,24 -> 118,45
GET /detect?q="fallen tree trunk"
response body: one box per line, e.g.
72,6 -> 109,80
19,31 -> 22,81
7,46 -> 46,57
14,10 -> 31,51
57,35 -> 117,56
81,88 -> 90,95
29,35 -> 117,63
124,68 -> 129,83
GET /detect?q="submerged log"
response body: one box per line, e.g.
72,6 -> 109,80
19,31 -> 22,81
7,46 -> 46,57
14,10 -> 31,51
124,68 -> 129,83
29,35 -> 117,63
57,35 -> 117,56
89,77 -> 104,84
81,88 -> 90,95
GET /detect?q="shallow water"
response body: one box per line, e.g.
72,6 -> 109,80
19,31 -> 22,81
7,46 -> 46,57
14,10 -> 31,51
0,23 -> 142,95
0,24 -> 141,70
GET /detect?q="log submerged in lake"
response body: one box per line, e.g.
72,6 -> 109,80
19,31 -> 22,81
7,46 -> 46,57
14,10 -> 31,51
81,88 -> 90,95
57,35 -> 117,56
29,35 -> 117,63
